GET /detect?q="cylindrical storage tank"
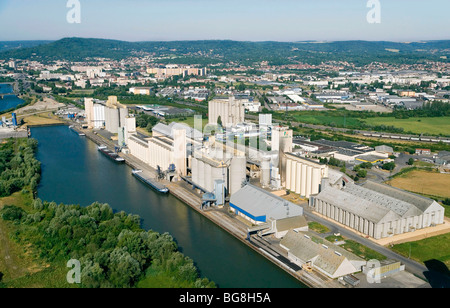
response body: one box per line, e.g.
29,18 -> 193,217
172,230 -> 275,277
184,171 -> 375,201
300,164 -> 307,196
192,157 -> 199,184
204,163 -> 212,192
323,165 -> 329,178
261,157 -> 271,187
151,143 -> 157,167
119,107 -> 128,127
153,143 -> 159,168
157,145 -> 162,169
306,166 -> 313,198
150,143 -> 155,168
230,156 -> 246,195
198,160 -> 205,190
291,161 -> 296,192
286,159 -> 292,191
295,162 -> 302,194
312,168 -> 321,195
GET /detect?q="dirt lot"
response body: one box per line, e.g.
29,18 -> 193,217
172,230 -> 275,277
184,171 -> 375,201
15,97 -> 65,115
21,114 -> 64,127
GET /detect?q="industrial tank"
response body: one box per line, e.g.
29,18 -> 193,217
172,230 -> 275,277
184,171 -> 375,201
286,159 -> 292,189
295,162 -> 302,194
230,156 -> 247,195
260,157 -> 271,187
300,164 -> 307,196
312,168 -> 321,195
204,163 -> 212,192
191,157 -> 199,184
306,166 -> 313,198
198,159 -> 205,190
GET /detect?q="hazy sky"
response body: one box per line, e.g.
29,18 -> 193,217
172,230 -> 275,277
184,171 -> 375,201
0,0 -> 449,42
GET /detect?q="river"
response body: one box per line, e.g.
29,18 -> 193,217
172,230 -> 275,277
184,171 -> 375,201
0,83 -> 24,112
31,125 -> 305,288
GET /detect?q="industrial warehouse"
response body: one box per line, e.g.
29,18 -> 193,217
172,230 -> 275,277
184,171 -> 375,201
280,230 -> 366,279
310,178 -> 445,240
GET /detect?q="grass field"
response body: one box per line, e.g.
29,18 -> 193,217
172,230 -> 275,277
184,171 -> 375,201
286,110 -> 450,137
323,235 -> 387,261
340,239 -> 387,261
292,113 -> 363,128
363,116 -> 450,136
0,192 -> 46,285
0,191 -> 75,288
168,116 -> 209,130
308,222 -> 330,234
71,89 -> 95,95
386,169 -> 450,199
391,233 -> 450,268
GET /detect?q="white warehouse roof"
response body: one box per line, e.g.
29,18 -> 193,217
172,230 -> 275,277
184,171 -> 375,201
230,184 -> 304,222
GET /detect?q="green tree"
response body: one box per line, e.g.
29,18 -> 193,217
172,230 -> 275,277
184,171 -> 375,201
217,115 -> 222,127
357,169 -> 367,178
108,247 -> 142,288
382,162 -> 396,171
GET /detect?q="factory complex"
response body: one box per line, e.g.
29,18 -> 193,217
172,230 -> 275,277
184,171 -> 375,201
81,95 -> 445,281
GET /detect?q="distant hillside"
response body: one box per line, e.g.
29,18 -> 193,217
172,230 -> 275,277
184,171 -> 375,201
0,37 -> 449,66
0,40 -> 53,53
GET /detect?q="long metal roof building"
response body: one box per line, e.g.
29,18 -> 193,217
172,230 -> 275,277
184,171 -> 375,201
229,184 -> 304,224
310,180 -> 445,239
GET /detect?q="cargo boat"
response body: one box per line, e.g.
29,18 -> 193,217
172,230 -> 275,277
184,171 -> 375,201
98,145 -> 125,163
132,170 -> 169,194
69,125 -> 86,136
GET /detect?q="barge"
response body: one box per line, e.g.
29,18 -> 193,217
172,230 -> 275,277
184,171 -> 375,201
98,145 -> 125,163
132,169 -> 169,194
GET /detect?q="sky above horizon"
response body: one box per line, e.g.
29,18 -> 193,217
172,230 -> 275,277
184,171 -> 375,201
0,0 -> 449,42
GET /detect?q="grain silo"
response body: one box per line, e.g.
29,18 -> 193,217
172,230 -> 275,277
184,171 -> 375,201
230,156 -> 247,195
284,153 -> 329,199
191,157 -> 199,184
260,157 -> 271,187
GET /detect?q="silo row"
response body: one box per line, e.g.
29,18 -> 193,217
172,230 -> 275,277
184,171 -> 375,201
191,156 -> 232,193
285,158 -> 324,198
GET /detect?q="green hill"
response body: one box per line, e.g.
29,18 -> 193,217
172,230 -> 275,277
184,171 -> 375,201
1,37 -> 449,65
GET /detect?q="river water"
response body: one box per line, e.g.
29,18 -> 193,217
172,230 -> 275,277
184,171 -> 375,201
31,125 -> 305,288
0,83 -> 23,112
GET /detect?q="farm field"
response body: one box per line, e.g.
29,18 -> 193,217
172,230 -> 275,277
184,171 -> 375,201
292,113 -> 363,128
363,116 -> 450,136
386,169 -> 450,199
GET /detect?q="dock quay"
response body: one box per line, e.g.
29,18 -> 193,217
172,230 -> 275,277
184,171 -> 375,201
63,123 -> 338,288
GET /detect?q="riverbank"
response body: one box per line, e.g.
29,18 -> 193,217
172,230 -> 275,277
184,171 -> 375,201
66,122 -> 340,288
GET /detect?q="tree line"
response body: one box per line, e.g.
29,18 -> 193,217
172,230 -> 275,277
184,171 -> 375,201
0,199 -> 216,288
0,138 -> 41,197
